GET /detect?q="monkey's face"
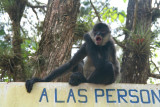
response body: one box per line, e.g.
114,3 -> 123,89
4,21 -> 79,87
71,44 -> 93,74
91,23 -> 111,46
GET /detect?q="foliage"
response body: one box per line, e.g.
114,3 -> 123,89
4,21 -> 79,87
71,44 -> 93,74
129,24 -> 152,56
74,21 -> 91,38
79,0 -> 126,24
126,23 -> 153,71
0,27 -> 5,36
0,0 -> 14,11
0,0 -> 26,13
101,7 -> 126,23
0,32 -> 14,82
73,21 -> 91,47
123,0 -> 127,3
0,0 -> 45,81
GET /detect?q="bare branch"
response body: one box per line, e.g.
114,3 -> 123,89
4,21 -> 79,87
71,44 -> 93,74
32,8 -> 39,20
89,0 -> 102,22
113,37 -> 126,49
72,47 -> 81,48
149,57 -> 160,79
27,1 -> 46,9
150,58 -> 160,73
149,73 -> 160,79
26,1 -> 47,15
34,0 -> 46,6
28,5 -> 46,9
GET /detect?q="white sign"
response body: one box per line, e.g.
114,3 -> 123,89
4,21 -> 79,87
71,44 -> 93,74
0,82 -> 160,107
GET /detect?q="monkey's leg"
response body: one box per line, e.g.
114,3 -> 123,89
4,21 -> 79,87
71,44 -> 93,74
87,62 -> 115,84
69,61 -> 87,86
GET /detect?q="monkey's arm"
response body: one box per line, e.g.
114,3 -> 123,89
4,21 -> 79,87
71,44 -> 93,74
26,43 -> 87,93
44,43 -> 87,82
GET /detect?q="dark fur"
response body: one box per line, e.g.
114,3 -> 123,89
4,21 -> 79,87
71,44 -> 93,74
26,23 -> 120,93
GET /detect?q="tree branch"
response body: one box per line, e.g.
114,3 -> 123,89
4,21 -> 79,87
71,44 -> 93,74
150,58 -> 160,73
89,0 -> 102,22
72,47 -> 81,48
149,73 -> 160,79
149,57 -> 160,79
113,37 -> 126,49
26,1 -> 47,16
34,0 -> 46,6
27,1 -> 46,9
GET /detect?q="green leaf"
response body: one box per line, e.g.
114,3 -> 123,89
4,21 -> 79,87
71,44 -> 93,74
103,7 -> 108,11
113,10 -> 117,13
121,11 -> 126,17
119,14 -> 125,23
123,0 -> 127,3
109,9 -> 113,12
111,18 -> 114,22
107,19 -> 109,23
26,40 -> 31,44
0,29 -> 5,35
32,42 -> 37,51
154,53 -> 158,57
106,9 -> 110,14
112,13 -> 118,19
102,14 -> 107,21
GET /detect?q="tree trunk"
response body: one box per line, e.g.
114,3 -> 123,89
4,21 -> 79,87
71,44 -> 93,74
35,0 -> 80,82
12,21 -> 25,81
120,0 -> 152,83
7,0 -> 27,81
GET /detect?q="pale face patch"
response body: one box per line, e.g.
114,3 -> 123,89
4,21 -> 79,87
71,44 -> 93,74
101,33 -> 111,46
90,31 -> 111,46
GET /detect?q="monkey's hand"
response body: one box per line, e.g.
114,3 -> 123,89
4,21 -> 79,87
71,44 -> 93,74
69,72 -> 87,86
25,78 -> 43,93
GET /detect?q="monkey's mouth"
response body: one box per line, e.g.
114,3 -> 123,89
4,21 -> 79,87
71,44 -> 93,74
95,36 -> 102,45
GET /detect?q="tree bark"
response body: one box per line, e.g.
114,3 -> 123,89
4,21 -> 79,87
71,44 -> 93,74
12,21 -> 25,81
35,0 -> 80,82
7,0 -> 27,81
120,0 -> 152,83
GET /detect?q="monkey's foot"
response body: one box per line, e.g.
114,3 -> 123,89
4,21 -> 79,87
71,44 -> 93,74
69,72 -> 87,86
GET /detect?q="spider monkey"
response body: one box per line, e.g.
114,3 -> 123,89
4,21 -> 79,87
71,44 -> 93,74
26,23 -> 120,93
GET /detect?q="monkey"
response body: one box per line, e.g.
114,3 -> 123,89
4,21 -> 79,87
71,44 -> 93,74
25,22 -> 120,93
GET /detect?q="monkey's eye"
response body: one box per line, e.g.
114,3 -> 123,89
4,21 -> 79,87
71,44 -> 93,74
101,31 -> 106,34
94,31 -> 98,35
